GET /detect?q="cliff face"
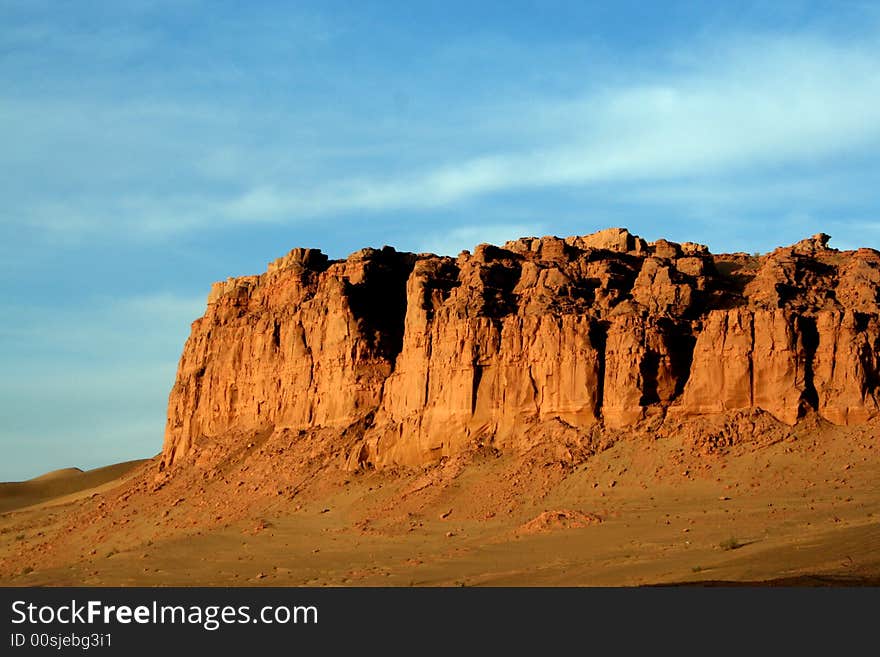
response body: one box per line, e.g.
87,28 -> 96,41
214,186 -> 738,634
161,229 -> 880,470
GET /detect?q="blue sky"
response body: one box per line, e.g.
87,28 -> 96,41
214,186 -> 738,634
2,1 -> 879,479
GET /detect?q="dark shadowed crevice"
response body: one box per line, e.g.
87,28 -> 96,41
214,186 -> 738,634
272,320 -> 281,350
671,332 -> 697,399
862,316 -> 880,396
589,319 -> 609,413
421,259 -> 461,321
748,313 -> 756,406
799,316 -> 820,411
480,260 -> 522,317
191,365 -> 206,412
345,249 -> 417,366
527,365 -> 539,404
639,351 -> 661,406
658,318 -> 697,400
471,364 -> 484,415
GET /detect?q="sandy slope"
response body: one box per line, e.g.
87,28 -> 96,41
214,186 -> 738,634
0,460 -> 148,514
0,422 -> 878,587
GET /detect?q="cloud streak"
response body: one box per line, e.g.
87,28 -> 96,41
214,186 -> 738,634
4,30 -> 878,241
288,34 -> 880,212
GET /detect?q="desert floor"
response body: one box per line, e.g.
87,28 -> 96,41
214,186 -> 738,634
1,423 -> 878,587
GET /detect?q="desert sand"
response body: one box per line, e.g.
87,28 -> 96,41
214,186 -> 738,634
2,416 -> 877,586
0,461 -> 147,515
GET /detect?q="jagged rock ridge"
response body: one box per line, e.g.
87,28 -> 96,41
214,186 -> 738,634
161,228 -> 880,470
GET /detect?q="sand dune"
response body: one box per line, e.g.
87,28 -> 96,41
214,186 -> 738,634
0,460 -> 149,514
30,467 -> 84,482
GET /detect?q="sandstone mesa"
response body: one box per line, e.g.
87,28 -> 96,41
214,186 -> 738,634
161,228 -> 880,472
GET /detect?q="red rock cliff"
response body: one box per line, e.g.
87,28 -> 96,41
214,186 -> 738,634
161,229 -> 880,469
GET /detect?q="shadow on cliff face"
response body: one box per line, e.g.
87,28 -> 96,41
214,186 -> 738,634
799,315 -> 820,412
344,248 -> 417,362
711,256 -> 760,308
475,246 -> 522,317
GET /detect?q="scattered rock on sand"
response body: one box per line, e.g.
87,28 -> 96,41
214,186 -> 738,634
517,510 -> 602,535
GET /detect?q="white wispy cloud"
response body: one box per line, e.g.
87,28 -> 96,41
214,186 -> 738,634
318,34 -> 880,208
5,29 -> 877,241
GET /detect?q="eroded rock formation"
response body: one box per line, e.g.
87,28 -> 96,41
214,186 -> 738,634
161,230 -> 880,470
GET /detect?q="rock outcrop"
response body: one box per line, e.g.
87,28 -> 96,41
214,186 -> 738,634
161,229 -> 880,470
